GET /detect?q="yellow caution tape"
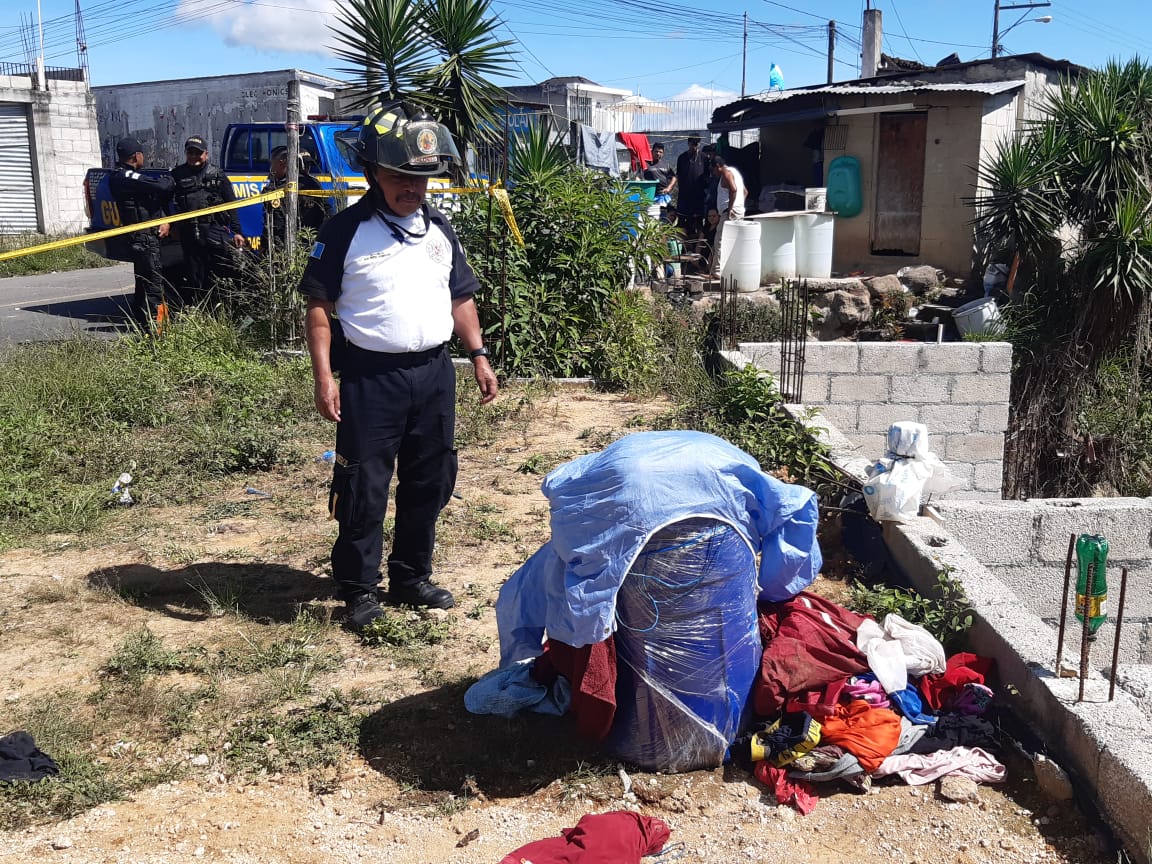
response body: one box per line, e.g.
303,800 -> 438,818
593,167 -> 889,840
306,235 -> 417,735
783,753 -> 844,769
489,187 -> 524,247
0,189 -> 284,263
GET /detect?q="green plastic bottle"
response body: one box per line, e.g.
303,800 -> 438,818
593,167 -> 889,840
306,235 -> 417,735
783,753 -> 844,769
1074,533 -> 1109,637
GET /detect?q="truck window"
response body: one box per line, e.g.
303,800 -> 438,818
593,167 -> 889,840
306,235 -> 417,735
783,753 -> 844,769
251,130 -> 287,174
226,131 -> 251,171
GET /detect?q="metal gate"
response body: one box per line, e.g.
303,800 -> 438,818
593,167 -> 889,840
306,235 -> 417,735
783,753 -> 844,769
0,104 -> 40,233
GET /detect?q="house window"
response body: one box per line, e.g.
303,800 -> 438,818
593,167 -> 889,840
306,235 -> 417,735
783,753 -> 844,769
570,92 -> 593,125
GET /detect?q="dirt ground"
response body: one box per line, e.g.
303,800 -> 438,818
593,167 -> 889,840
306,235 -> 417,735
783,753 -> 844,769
0,387 -> 1119,863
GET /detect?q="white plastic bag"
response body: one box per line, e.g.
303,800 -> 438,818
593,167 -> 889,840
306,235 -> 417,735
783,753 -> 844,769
886,421 -> 929,459
863,423 -> 959,522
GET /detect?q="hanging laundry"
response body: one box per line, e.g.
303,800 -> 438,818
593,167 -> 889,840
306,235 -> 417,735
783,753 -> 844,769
616,132 -> 652,174
499,811 -> 670,864
579,125 -> 620,177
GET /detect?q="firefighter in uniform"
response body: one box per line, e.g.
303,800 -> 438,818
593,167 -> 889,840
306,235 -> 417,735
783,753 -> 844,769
109,137 -> 175,325
261,145 -> 330,252
171,135 -> 244,302
299,101 -> 498,629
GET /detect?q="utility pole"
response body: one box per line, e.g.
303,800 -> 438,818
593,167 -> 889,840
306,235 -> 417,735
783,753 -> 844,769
992,0 -> 1051,57
741,11 -> 748,97
285,78 -> 301,259
827,20 -> 836,84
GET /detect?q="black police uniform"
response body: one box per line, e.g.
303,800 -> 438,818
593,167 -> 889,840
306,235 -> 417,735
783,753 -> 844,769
170,160 -> 242,300
262,171 -> 329,250
109,162 -> 175,323
298,190 -> 478,604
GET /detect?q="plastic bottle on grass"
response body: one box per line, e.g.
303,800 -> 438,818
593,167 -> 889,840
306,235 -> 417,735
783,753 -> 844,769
1074,533 -> 1108,637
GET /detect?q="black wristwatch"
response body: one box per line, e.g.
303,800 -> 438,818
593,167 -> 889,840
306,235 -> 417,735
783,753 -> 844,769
468,346 -> 490,361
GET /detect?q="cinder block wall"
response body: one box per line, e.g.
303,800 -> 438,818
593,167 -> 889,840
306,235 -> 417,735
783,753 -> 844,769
739,341 -> 1012,500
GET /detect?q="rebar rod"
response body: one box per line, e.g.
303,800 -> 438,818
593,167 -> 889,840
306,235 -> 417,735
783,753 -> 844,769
1108,567 -> 1129,702
1055,532 -> 1076,672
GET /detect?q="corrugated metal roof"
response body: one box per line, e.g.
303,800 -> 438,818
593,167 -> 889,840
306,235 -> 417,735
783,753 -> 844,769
753,79 -> 1026,104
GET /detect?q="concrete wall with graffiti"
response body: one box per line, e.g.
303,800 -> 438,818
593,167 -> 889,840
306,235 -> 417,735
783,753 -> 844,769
93,69 -> 344,169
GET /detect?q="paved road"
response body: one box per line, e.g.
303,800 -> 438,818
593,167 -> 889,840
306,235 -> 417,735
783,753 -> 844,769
0,264 -> 135,344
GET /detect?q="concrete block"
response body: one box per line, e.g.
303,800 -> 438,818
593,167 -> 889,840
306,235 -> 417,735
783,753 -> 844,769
974,461 -> 1005,492
799,373 -> 831,403
1099,740 -> 1152,864
945,433 -> 1005,462
848,432 -> 888,461
920,343 -> 983,374
919,403 -> 979,434
940,460 -> 975,488
978,403 -> 1010,433
981,343 -> 1014,373
857,403 -> 920,433
830,375 -> 888,403
802,343 -> 860,374
933,501 -> 1039,564
951,373 -> 1012,405
889,374 -> 951,404
857,343 -> 921,373
811,403 -> 859,433
1035,500 -> 1152,563
738,342 -> 778,369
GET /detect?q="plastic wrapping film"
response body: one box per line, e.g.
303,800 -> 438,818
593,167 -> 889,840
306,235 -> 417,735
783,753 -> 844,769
606,517 -> 761,773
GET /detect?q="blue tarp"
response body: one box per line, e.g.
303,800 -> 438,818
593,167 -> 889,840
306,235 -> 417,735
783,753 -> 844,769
496,430 -> 823,665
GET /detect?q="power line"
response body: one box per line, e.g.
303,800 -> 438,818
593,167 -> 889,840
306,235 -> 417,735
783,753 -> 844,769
887,0 -> 924,63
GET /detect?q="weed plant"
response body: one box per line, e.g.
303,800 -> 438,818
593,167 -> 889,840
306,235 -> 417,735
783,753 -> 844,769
849,568 -> 974,650
0,234 -> 116,278
358,610 -> 452,648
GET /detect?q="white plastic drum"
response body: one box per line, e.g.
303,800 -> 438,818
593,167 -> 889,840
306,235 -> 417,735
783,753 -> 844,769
747,212 -> 797,282
720,219 -> 762,293
795,213 -> 834,279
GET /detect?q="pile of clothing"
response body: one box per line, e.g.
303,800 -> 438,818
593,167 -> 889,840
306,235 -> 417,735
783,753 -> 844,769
740,591 -> 1001,812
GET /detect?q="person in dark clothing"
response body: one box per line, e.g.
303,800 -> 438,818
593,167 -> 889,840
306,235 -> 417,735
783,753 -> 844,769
675,135 -> 707,236
171,135 -> 244,302
261,145 -> 330,252
108,137 -> 175,326
643,142 -> 676,205
300,101 -> 498,630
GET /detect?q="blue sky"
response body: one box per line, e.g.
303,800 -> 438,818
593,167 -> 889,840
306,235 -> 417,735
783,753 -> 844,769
1,0 -> 1146,101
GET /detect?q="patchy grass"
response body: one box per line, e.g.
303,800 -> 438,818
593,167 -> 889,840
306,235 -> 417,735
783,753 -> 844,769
0,234 -> 117,278
358,610 -> 452,649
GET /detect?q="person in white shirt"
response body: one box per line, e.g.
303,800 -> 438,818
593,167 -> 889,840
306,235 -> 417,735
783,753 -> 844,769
299,101 -> 497,628
710,154 -> 747,279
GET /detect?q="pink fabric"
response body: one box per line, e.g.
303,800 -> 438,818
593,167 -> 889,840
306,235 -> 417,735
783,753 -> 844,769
874,746 -> 1006,786
754,762 -> 819,815
844,676 -> 890,708
499,811 -> 670,864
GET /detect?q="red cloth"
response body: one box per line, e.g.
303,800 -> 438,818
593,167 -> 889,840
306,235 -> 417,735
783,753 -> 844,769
819,700 -> 903,773
616,133 -> 652,173
754,592 -> 870,719
500,811 -> 670,864
918,652 -> 996,711
754,762 -> 819,815
531,637 -> 617,741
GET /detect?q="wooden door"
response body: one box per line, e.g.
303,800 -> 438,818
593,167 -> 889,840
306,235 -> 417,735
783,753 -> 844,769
871,113 -> 926,255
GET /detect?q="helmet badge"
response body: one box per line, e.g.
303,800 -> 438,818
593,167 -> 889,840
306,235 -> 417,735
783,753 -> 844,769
416,129 -> 439,155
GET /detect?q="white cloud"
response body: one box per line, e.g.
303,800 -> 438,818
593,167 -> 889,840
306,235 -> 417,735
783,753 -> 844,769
667,83 -> 739,103
178,0 -> 340,55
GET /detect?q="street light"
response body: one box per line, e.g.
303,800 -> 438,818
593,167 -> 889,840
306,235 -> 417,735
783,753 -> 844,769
992,0 -> 1052,58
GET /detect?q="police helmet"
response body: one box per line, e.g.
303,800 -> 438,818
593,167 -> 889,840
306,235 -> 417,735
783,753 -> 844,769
337,100 -> 460,176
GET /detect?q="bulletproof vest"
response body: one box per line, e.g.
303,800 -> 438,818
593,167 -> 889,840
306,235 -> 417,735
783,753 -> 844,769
175,166 -> 227,220
112,168 -> 165,225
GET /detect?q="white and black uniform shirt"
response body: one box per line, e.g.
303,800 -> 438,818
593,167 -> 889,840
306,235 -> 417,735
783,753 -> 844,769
298,194 -> 479,353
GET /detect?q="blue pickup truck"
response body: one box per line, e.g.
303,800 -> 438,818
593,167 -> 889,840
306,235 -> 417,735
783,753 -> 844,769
83,119 -> 369,259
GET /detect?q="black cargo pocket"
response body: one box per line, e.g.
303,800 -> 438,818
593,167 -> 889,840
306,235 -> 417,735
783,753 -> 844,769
328,461 -> 360,526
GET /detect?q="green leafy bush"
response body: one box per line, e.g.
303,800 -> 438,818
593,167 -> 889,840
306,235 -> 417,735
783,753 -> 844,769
849,569 -> 974,650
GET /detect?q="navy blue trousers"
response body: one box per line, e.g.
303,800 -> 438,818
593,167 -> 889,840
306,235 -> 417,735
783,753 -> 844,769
328,343 -> 457,602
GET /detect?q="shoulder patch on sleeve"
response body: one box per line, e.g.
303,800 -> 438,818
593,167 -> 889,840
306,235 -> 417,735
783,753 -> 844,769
309,241 -> 326,260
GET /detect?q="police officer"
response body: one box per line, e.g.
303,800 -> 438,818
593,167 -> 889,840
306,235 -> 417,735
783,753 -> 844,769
262,145 -> 329,251
299,101 -> 498,629
171,135 -> 244,302
109,137 -> 175,325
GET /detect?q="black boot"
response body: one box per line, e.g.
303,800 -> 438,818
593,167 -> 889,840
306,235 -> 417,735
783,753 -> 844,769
343,591 -> 384,631
388,581 -> 455,610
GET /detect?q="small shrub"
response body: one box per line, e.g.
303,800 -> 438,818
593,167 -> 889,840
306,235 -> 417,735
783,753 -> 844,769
358,610 -> 451,648
849,568 -> 974,649
103,629 -> 200,682
224,691 -> 361,777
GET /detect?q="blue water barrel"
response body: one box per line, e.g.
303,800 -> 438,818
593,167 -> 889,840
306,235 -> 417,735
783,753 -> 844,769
827,155 -> 863,218
607,517 -> 760,772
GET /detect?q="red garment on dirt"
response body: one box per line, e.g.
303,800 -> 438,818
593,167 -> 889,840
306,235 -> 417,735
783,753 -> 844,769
754,762 -> 819,815
819,700 -> 902,773
531,637 -> 617,741
500,811 -> 670,864
754,592 -> 870,718
918,652 -> 996,711
617,133 -> 652,173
